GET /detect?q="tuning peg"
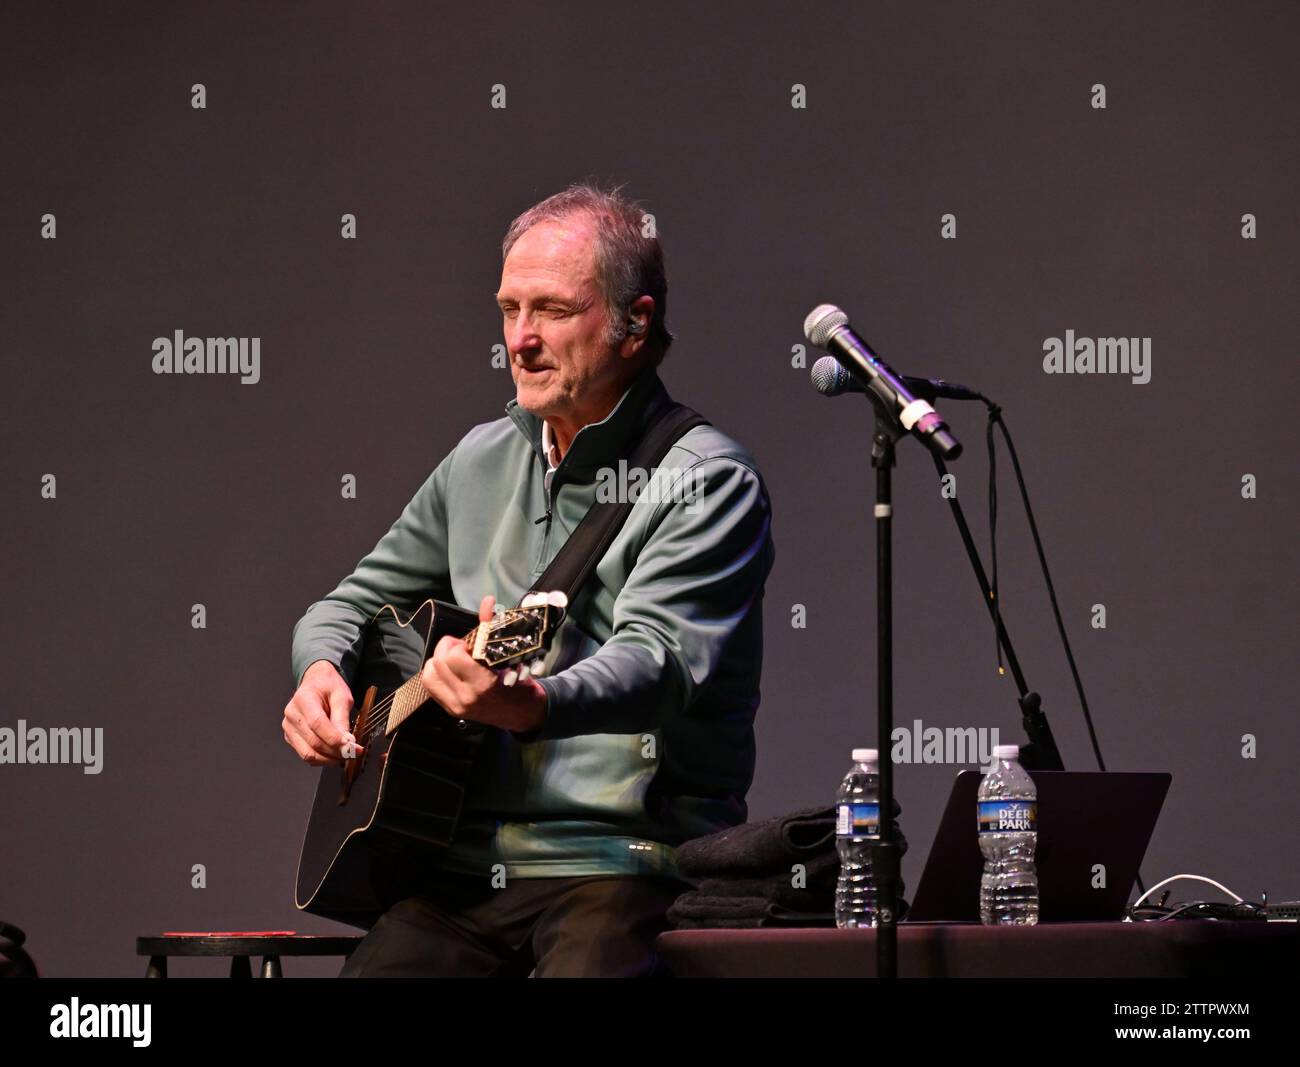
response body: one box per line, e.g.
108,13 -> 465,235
522,591 -> 545,608
529,657 -> 546,678
546,591 -> 568,609
517,663 -> 532,682
502,668 -> 519,687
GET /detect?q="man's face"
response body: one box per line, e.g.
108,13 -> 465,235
496,216 -> 626,422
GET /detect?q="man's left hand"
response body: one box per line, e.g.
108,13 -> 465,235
420,594 -> 548,735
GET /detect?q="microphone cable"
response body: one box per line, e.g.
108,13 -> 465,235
956,393 -> 1145,897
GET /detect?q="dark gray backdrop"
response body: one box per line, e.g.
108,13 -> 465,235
3,1 -> 1296,976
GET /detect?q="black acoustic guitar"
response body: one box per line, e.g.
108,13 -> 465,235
294,592 -> 567,928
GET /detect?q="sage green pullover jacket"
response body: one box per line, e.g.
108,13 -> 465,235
290,366 -> 775,880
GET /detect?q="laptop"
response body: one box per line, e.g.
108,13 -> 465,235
907,770 -> 1171,922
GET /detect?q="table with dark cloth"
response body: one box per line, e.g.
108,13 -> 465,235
656,920 -> 1300,978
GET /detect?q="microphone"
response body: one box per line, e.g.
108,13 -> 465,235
804,305 -> 963,460
811,355 -> 983,403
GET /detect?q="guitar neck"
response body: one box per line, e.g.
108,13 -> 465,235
385,673 -> 437,734
379,600 -> 559,735
384,627 -> 479,735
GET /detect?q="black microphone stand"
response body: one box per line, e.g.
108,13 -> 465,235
850,378 -> 1060,980
867,402 -> 905,980
931,455 -> 1064,772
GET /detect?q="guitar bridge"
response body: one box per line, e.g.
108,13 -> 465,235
337,685 -> 378,805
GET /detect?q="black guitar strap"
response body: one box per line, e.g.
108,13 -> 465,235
530,402 -> 710,605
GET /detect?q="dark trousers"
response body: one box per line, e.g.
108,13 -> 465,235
339,871 -> 690,977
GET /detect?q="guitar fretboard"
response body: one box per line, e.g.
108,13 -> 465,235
372,607 -> 552,735
384,675 -> 432,734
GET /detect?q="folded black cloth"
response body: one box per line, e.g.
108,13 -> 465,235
676,802 -> 906,880
676,805 -> 833,878
671,801 -> 911,930
688,872 -> 908,907
667,893 -> 834,928
693,849 -> 840,906
667,889 -> 911,929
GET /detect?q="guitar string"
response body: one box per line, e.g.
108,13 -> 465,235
348,612 -> 560,746
344,626 -> 478,748
352,631 -> 548,746
351,621 -> 557,745
353,619 -> 490,743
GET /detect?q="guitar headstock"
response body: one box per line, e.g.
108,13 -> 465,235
465,590 -> 568,686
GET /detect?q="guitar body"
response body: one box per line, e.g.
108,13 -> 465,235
294,592 -> 565,928
294,598 -> 486,928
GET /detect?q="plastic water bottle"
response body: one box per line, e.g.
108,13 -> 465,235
835,748 -> 880,928
977,744 -> 1039,925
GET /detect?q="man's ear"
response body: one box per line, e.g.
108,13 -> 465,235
619,295 -> 655,361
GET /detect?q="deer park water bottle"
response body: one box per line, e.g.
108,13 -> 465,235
835,748 -> 880,928
977,744 -> 1039,925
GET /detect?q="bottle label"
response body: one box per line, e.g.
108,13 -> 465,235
837,802 -> 880,838
978,800 -> 1037,833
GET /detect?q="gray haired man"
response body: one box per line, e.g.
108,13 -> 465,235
283,182 -> 775,976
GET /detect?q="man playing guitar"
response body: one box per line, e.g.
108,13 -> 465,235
282,181 -> 775,977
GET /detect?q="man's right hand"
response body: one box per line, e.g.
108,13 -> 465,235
282,660 -> 362,766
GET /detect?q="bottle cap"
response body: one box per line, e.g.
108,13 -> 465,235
851,748 -> 878,763
993,744 -> 1020,760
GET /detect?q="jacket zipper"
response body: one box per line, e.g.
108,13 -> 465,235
533,465 -> 556,574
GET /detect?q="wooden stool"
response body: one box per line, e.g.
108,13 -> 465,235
136,933 -> 363,977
